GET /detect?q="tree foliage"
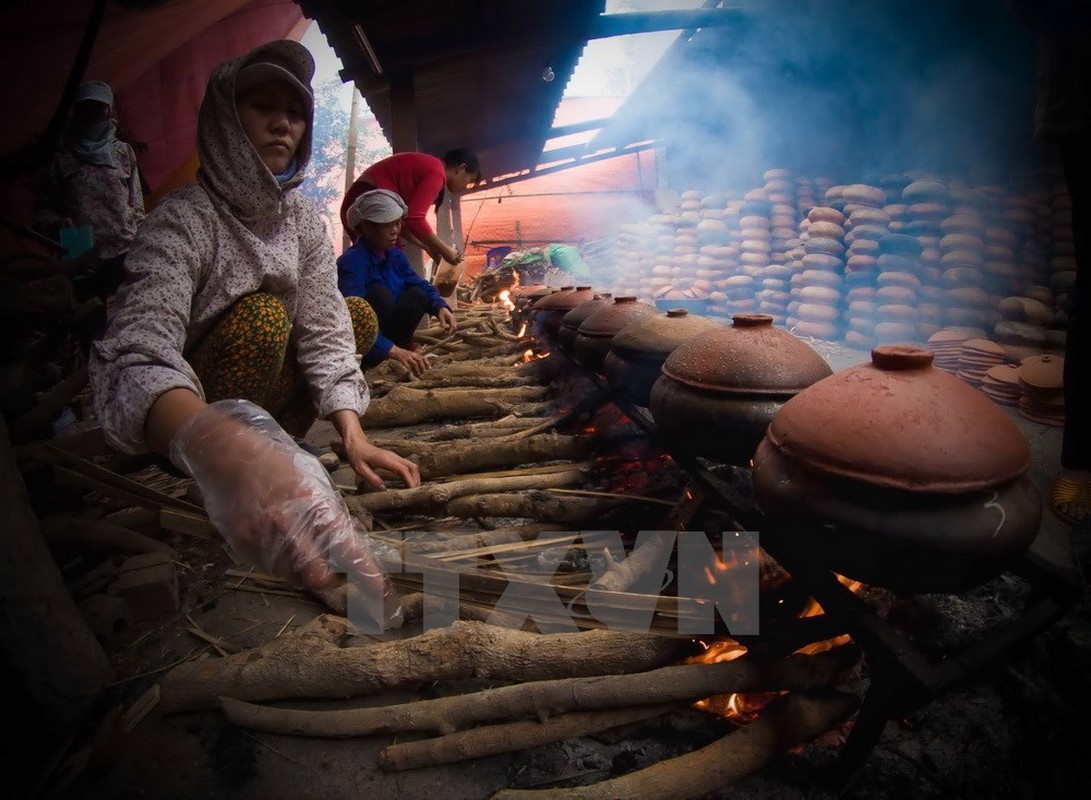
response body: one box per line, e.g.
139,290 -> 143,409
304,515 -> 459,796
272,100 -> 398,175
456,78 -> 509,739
299,79 -> 391,242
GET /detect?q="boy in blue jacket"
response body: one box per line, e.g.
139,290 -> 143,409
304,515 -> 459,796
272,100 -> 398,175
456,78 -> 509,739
337,189 -> 458,375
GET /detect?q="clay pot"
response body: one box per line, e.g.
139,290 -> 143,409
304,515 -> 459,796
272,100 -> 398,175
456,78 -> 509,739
649,314 -> 832,465
511,285 -> 556,332
573,297 -> 656,373
558,294 -> 613,356
603,309 -> 719,406
752,345 -> 1040,593
530,285 -> 596,341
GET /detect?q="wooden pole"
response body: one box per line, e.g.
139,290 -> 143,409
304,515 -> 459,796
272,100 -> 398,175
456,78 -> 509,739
342,88 -> 360,253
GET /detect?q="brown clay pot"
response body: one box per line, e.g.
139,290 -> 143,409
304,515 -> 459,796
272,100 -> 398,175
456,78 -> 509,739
511,285 -> 556,332
752,345 -> 1040,593
649,314 -> 832,464
573,297 -> 656,373
764,344 -> 1030,492
558,294 -> 613,356
603,309 -> 719,406
530,285 -> 596,341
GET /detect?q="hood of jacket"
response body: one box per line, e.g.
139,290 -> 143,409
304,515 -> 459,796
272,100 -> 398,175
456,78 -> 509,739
196,40 -> 314,222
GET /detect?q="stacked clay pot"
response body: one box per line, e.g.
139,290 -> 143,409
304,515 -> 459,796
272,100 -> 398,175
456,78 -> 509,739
1018,354 -> 1065,426
574,296 -> 656,373
764,168 -> 798,265
955,337 -> 1006,388
649,313 -> 832,465
790,203 -> 845,340
603,308 -> 719,405
752,345 -> 1041,594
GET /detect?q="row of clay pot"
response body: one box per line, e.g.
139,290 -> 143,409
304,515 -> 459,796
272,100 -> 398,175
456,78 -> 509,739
524,286 -> 1041,596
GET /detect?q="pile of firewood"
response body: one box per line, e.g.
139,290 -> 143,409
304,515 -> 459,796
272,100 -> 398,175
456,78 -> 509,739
159,614 -> 861,799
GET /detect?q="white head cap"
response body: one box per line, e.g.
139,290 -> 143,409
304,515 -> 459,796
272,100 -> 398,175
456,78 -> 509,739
347,188 -> 408,233
75,80 -> 113,107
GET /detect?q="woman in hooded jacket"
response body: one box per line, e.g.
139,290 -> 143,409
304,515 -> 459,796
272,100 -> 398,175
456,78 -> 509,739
89,40 -> 416,618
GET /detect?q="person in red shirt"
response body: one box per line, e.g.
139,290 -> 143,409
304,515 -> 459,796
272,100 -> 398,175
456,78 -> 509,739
340,148 -> 480,267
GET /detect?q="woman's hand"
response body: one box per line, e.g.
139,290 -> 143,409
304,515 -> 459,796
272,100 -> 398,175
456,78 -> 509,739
388,343 -> 431,375
343,435 -> 421,491
441,244 -> 463,266
169,401 -> 394,617
436,306 -> 458,335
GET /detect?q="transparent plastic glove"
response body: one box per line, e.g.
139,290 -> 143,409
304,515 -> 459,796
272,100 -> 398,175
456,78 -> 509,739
170,399 -> 401,630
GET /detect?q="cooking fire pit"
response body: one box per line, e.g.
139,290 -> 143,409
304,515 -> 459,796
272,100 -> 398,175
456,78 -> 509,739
536,315 -> 1078,786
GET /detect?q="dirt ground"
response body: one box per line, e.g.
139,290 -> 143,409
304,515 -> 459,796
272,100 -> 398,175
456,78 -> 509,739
11,340 -> 1091,800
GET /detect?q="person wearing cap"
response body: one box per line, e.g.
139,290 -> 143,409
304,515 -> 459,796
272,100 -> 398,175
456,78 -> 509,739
35,79 -> 145,337
338,188 -> 457,376
340,148 -> 481,268
89,41 -> 417,611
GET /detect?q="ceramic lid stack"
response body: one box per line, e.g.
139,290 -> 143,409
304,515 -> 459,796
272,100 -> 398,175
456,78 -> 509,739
1017,354 -> 1066,427
611,221 -> 648,299
764,168 -> 799,268
880,173 -> 913,232
955,337 -> 1007,387
794,175 -> 820,217
979,364 -> 1022,407
790,197 -> 845,341
750,170 -> 795,327
716,192 -> 761,317
927,328 -> 984,372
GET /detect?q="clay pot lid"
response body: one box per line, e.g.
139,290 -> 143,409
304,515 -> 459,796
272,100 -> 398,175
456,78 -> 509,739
559,294 -> 614,330
661,314 -> 832,395
577,297 -> 656,337
531,285 -> 597,312
610,308 -> 720,359
523,286 -> 559,304
765,345 -> 1031,493
1018,354 -> 1065,390
984,364 -> 1021,385
961,338 -> 1005,357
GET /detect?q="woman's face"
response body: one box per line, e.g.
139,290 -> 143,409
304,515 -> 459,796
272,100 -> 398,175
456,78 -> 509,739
360,218 -> 403,252
236,80 -> 307,174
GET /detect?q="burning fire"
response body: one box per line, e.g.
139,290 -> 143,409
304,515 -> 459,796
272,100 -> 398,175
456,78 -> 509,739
689,573 -> 863,724
522,348 -> 550,363
497,289 -> 516,311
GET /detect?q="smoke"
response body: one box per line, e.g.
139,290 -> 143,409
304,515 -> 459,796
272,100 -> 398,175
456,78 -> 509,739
626,0 -> 1040,191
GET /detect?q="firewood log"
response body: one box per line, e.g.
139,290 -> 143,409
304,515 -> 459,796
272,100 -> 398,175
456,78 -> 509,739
490,691 -> 861,799
159,617 -> 681,712
404,434 -> 592,481
217,644 -> 860,738
362,385 -> 550,428
443,491 -> 623,524
345,465 -> 588,514
379,706 -> 675,771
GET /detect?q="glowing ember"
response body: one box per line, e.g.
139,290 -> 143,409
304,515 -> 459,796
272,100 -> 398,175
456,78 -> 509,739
688,573 -> 864,724
516,321 -> 528,338
521,348 -> 550,363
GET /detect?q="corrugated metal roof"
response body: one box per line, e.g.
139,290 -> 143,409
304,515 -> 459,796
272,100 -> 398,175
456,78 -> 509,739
299,0 -> 607,182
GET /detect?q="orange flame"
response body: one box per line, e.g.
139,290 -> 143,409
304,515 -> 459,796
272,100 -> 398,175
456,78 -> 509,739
516,321 -> 528,338
498,289 -> 516,312
689,573 -> 864,723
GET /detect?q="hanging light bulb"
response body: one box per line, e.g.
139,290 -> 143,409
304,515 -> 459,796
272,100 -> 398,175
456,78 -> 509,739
542,64 -> 555,83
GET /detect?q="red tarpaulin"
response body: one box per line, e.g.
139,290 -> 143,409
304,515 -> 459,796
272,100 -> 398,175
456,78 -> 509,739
1,0 -> 303,236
